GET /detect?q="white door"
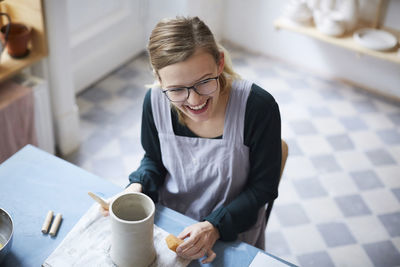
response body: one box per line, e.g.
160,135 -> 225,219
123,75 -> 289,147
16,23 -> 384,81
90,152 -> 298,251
67,0 -> 146,93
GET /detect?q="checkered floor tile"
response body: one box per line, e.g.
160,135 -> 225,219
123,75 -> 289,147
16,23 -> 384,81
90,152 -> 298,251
64,45 -> 400,267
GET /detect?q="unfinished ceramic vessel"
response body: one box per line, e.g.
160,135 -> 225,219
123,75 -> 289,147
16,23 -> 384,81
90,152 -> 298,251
110,193 -> 156,267
0,22 -> 31,58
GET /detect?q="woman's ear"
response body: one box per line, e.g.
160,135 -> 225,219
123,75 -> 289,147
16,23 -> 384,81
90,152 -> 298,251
218,51 -> 225,75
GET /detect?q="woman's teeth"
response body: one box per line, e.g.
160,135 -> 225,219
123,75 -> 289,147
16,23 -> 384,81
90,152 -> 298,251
188,100 -> 207,110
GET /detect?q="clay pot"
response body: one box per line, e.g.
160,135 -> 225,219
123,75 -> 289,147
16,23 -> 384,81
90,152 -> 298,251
0,23 -> 31,58
110,193 -> 156,267
0,12 -> 11,61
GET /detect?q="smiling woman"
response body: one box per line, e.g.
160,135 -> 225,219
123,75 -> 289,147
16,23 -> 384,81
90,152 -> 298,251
102,16 -> 282,264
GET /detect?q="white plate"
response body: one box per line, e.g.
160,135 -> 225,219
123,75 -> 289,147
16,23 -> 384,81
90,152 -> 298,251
353,28 -> 398,51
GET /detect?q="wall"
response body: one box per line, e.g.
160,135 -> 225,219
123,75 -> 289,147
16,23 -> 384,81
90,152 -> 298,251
222,0 -> 400,99
68,0 -> 146,93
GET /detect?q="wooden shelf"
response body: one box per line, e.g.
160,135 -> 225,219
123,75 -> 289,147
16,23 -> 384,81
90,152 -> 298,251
0,0 -> 47,83
0,50 -> 46,81
274,18 -> 400,65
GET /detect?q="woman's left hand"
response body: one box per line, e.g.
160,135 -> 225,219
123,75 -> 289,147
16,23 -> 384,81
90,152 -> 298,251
176,221 -> 220,264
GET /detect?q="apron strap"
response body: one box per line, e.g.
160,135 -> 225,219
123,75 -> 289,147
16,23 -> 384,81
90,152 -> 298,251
151,87 -> 174,134
223,79 -> 252,143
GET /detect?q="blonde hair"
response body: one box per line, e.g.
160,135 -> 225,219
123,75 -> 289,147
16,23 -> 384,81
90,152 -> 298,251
147,16 -> 239,123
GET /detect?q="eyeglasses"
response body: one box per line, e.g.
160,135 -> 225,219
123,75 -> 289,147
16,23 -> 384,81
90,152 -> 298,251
162,76 -> 219,102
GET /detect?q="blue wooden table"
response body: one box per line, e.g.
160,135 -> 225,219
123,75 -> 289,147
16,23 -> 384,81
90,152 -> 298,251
0,145 -> 295,266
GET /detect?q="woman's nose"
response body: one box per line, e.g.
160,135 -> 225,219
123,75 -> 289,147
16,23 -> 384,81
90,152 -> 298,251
186,88 -> 203,105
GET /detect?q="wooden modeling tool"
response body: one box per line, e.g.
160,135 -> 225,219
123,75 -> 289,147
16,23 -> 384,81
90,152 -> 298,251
49,213 -> 62,236
41,210 -> 54,234
88,191 -> 109,210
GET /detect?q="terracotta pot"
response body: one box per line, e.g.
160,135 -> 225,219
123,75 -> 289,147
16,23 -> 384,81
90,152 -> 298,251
0,13 -> 11,60
0,23 -> 31,58
110,193 -> 156,267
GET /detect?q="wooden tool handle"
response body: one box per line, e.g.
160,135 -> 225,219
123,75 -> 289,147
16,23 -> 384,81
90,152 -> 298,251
88,191 -> 109,210
49,213 -> 62,236
41,210 -> 54,234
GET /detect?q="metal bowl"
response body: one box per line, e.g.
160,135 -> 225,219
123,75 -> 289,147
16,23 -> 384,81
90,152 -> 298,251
0,208 -> 13,264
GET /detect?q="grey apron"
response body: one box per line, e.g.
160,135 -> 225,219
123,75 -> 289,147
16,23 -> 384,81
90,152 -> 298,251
151,79 -> 266,248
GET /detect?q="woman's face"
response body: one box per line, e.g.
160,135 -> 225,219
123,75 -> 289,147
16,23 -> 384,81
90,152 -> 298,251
158,49 -> 224,123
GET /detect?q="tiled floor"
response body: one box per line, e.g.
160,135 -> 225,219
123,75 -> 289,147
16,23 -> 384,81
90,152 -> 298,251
64,44 -> 400,267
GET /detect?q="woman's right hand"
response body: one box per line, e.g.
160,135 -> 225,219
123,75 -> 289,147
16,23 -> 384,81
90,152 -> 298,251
100,183 -> 143,216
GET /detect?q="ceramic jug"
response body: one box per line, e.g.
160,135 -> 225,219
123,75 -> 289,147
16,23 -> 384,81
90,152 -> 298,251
337,0 -> 359,33
110,193 -> 156,267
307,0 -> 320,10
0,12 -> 11,62
284,0 -> 313,25
319,0 -> 335,12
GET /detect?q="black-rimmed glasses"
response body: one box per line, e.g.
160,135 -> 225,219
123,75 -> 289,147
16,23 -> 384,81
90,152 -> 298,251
162,76 -> 219,102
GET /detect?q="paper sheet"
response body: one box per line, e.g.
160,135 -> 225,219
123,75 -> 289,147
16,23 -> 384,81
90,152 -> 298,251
249,252 -> 291,267
42,204 -> 191,267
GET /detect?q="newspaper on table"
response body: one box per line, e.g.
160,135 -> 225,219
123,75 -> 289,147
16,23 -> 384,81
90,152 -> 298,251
42,203 -> 191,267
